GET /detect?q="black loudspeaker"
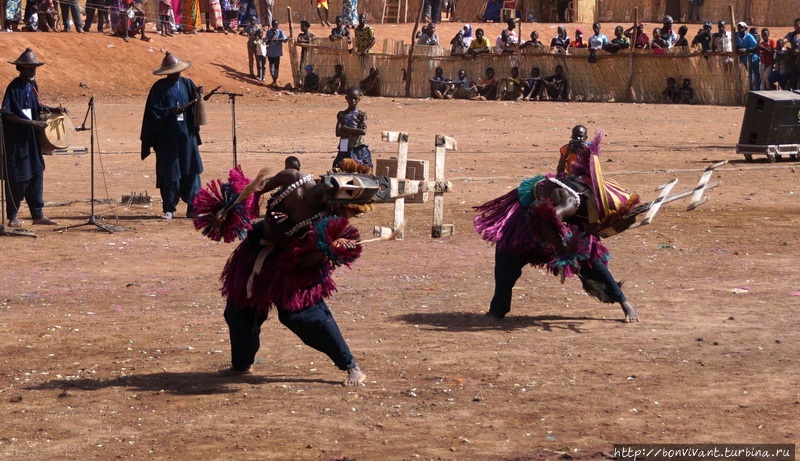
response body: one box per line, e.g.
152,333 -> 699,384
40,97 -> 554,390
738,91 -> 800,146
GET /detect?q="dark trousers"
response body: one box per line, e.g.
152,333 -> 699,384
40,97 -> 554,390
247,43 -> 256,76
59,0 -> 83,30
159,174 -> 200,214
5,174 -> 45,220
429,0 -> 441,23
255,55 -> 266,80
224,300 -> 357,372
84,0 -> 109,31
268,56 -> 280,79
488,247 -> 626,317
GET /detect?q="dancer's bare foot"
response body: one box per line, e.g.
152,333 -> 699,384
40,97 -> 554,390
218,366 -> 253,376
343,366 -> 366,386
622,301 -> 639,323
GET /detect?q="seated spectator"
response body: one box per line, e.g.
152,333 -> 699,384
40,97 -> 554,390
468,28 -> 492,56
661,76 -> 679,102
520,30 -> 543,50
321,63 -> 347,94
692,22 -> 713,52
417,23 -> 439,46
472,67 -> 498,100
36,0 -> 57,32
429,66 -> 450,99
450,30 -> 469,56
522,67 -> 544,101
675,25 -> 689,47
299,65 -> 321,92
329,16 -> 352,48
450,69 -> 478,99
651,28 -> 668,49
624,23 -> 650,49
679,78 -> 694,104
495,29 -> 516,54
551,25 -> 571,54
498,66 -> 524,101
604,25 -> 630,53
360,66 -> 380,96
571,28 -> 586,48
504,19 -> 519,44
542,65 -> 568,101
587,23 -> 607,50
116,0 -> 152,42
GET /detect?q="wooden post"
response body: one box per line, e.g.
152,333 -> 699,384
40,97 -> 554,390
380,131 -> 410,239
432,134 -> 455,238
626,7 -> 638,103
287,7 -> 301,88
404,0 -> 425,97
730,5 -> 743,104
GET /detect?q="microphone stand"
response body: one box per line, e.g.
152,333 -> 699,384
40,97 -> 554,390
205,90 -> 244,168
56,96 -> 123,233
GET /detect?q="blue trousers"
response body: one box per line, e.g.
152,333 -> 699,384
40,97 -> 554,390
159,174 -> 200,214
488,247 -> 626,317
224,300 -> 356,372
4,174 -> 44,220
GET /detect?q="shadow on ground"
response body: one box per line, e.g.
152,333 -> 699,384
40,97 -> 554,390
396,312 -> 620,333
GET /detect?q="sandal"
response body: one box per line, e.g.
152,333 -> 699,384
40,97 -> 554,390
8,218 -> 22,228
141,36 -> 152,42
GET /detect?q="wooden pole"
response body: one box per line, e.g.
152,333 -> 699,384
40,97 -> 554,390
287,7 -> 301,88
626,7 -> 637,103
404,0 -> 425,97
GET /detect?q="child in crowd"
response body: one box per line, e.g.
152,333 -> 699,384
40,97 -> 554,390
675,25 -> 689,47
360,66 -> 380,96
322,64 -> 347,94
333,87 -> 372,171
523,67 -> 544,101
253,28 -> 267,82
662,76 -> 679,102
300,65 -> 320,92
316,0 -> 331,27
429,66 -> 450,99
499,66 -> 524,100
679,78 -> 694,104
473,67 -> 498,100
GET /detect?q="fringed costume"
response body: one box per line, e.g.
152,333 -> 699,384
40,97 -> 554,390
475,131 -> 640,319
194,167 -> 364,374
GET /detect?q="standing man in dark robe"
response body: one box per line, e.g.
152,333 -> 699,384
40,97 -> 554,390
140,51 -> 204,220
2,48 -> 65,228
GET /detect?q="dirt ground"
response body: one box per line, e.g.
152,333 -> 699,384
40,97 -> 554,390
1,24 -> 799,461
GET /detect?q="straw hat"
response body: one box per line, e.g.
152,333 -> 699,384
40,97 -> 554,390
152,51 -> 191,76
8,48 -> 45,67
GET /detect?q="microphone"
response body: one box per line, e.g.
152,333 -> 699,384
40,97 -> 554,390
204,86 -> 222,101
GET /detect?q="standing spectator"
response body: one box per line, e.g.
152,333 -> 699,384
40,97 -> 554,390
353,13 -> 375,55
551,25 -> 571,53
266,20 -> 290,87
260,0 -> 273,28
206,0 -> 225,32
651,28 -> 668,49
59,0 -> 83,32
341,0 -> 357,26
757,28 -> 776,90
84,0 -> 110,32
784,18 -> 800,89
687,0 -> 702,24
571,28 -> 586,48
221,0 -> 239,32
315,0 -> 331,27
430,0 -> 441,23
240,17 -> 260,78
4,0 -> 23,31
253,29 -> 267,82
660,16 -> 678,48
625,23 -> 650,49
468,28 -> 492,55
329,15 -> 352,50
542,64 -> 568,101
735,22 -> 760,90
158,0 -> 176,36
692,21 -> 713,52
417,23 -> 439,46
712,21 -> 732,53
297,20 -> 315,64
495,29 -> 516,54
587,23 -> 607,50
360,66 -> 380,96
333,87 -> 372,170
661,76 -> 679,102
769,39 -> 790,90
140,52 -> 204,220
675,25 -> 690,47
604,25 -> 630,53
505,19 -> 518,43
2,48 -> 65,228
520,30 -> 543,49
450,29 -> 468,55
182,0 -> 202,33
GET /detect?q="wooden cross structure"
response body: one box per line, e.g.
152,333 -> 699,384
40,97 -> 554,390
374,131 -> 455,240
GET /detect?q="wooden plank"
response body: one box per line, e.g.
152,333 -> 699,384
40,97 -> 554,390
629,178 -> 677,228
432,134 -> 456,238
687,160 -> 727,211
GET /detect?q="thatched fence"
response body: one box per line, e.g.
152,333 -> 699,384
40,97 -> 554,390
292,37 -> 749,104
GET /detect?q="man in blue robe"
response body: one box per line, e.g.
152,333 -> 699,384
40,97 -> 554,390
140,51 -> 204,220
2,48 -> 65,228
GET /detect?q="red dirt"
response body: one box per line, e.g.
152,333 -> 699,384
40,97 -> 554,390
0,23 -> 798,461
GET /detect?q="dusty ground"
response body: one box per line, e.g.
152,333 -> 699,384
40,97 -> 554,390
1,24 -> 799,461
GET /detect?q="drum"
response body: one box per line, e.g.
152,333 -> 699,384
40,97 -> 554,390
37,112 -> 74,152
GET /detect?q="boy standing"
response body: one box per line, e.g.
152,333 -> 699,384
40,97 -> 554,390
333,87 -> 372,170
265,20 -> 291,87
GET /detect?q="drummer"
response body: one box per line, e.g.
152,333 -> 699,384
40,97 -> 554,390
1,48 -> 66,227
